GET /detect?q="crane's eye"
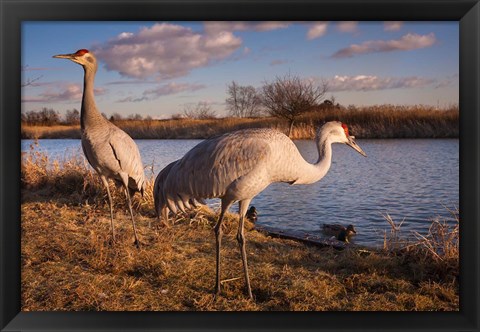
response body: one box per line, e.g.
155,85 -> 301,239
341,123 -> 349,136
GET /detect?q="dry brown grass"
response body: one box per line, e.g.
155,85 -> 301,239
21,104 -> 459,139
22,124 -> 82,139
382,211 -> 459,284
21,145 -> 459,311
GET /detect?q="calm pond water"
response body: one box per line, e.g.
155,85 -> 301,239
22,138 -> 459,247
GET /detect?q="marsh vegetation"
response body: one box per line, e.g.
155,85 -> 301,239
21,104 -> 458,140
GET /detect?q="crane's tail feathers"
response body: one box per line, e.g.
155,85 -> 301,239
191,198 -> 204,209
183,196 -> 192,210
166,195 -> 178,215
154,195 -> 163,219
176,197 -> 187,214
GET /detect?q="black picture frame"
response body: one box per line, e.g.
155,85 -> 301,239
1,0 -> 478,331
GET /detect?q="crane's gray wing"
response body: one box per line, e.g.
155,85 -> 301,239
165,130 -> 272,201
108,128 -> 146,193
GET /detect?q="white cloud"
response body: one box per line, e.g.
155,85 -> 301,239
331,33 -> 436,58
384,21 -> 403,31
203,21 -> 290,34
106,79 -> 156,85
93,23 -> 243,79
306,22 -> 328,40
22,84 -> 106,103
326,75 -> 436,92
270,59 -> 289,66
434,74 -> 459,89
116,82 -> 205,103
337,21 -> 358,33
21,66 -> 52,71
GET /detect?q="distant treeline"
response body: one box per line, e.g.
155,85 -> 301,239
22,104 -> 459,140
21,107 -> 152,126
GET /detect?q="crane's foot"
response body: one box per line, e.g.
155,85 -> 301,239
245,285 -> 253,300
133,239 -> 141,249
212,286 -> 222,302
108,237 -> 116,246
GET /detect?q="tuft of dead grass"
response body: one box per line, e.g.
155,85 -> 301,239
382,210 -> 459,284
21,145 -> 459,311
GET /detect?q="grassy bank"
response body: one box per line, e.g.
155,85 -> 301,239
21,144 -> 459,311
21,104 -> 459,140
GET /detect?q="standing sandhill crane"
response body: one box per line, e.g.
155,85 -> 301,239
53,49 -> 146,247
154,121 -> 366,299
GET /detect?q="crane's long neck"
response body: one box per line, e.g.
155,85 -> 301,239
293,135 -> 333,185
81,66 -> 104,131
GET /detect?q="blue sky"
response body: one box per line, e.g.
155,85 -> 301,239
22,21 -> 459,119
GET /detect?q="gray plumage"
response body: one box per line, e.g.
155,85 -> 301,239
154,159 -> 204,224
154,122 -> 366,299
54,49 -> 145,247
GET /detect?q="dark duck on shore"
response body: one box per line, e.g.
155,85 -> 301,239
322,224 -> 357,242
246,206 -> 258,223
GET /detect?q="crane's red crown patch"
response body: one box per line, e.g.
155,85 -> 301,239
75,49 -> 89,56
341,123 -> 349,136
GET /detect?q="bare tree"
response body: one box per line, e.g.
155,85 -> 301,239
226,81 -> 262,117
65,108 -> 80,125
22,108 -> 60,126
128,113 -> 143,120
261,74 -> 328,136
183,102 -> 217,119
109,113 -> 124,122
21,65 -> 42,88
170,113 -> 185,120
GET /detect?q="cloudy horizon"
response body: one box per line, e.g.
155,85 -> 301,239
22,21 -> 458,119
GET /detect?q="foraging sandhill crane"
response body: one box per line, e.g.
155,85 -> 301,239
154,121 -> 366,299
53,49 -> 146,247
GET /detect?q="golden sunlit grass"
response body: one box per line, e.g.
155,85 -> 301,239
21,104 -> 459,139
21,144 -> 459,311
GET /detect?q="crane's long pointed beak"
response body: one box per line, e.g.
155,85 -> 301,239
346,136 -> 367,157
52,53 -> 75,59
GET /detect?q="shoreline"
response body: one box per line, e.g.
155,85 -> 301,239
21,106 -> 459,140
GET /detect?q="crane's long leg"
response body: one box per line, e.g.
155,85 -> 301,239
123,186 -> 140,249
214,198 -> 233,298
238,199 -> 253,300
100,176 -> 115,242
118,173 -> 141,249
